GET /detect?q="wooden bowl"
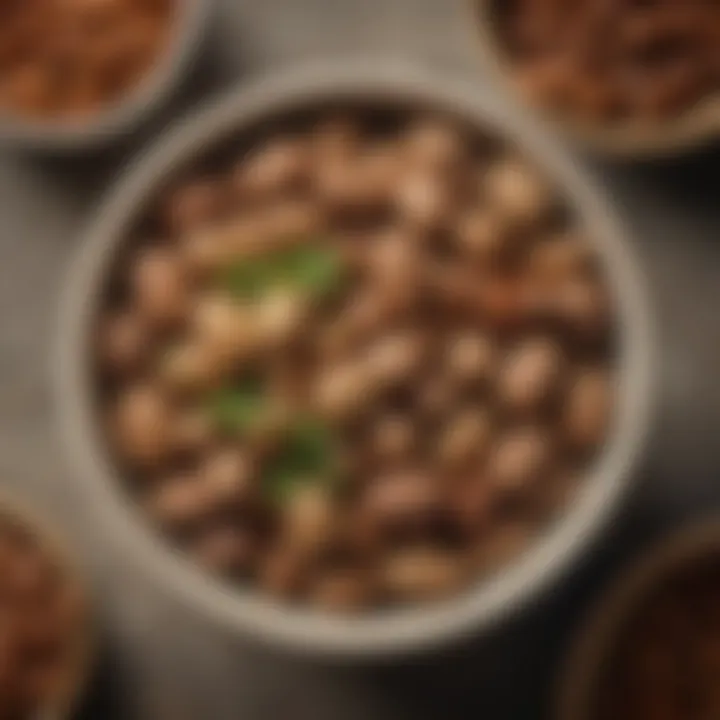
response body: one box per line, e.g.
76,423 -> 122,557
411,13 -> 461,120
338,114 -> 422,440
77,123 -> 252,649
472,0 -> 720,159
0,490 -> 94,719
557,520 -> 720,720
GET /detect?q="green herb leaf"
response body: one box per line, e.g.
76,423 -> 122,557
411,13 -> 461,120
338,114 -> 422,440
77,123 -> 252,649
207,379 -> 267,435
222,244 -> 343,301
263,418 -> 336,503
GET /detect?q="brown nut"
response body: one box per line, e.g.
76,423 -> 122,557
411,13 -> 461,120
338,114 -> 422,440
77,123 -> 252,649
456,209 -> 508,265
255,291 -> 310,348
158,341 -> 223,395
112,383 -> 171,467
436,410 -> 492,470
564,368 -> 612,451
473,521 -> 533,573
361,471 -> 443,537
498,337 -> 564,413
526,233 -> 594,286
308,569 -> 374,613
147,472 -> 210,531
282,485 -> 336,560
237,137 -> 309,199
96,311 -> 147,377
488,426 -> 551,492
130,246 -> 188,328
169,409 -> 215,457
199,448 -> 255,508
483,158 -> 552,230
259,545 -> 306,599
363,331 -> 426,387
371,416 -> 415,461
192,524 -> 256,577
164,179 -> 227,236
381,547 -> 466,601
445,332 -> 497,385
314,362 -> 373,422
403,118 -> 465,172
550,278 -> 610,339
396,171 -> 453,230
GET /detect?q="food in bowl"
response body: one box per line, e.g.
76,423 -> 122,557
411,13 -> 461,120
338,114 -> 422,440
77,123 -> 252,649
489,0 -> 720,123
0,507 -> 87,719
0,0 -> 174,120
589,553 -> 720,720
94,106 -> 617,612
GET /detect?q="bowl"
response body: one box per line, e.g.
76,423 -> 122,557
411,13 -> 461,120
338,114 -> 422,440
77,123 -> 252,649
471,0 -> 720,159
0,0 -> 214,154
0,489 -> 93,719
557,520 -> 720,720
55,61 -> 654,658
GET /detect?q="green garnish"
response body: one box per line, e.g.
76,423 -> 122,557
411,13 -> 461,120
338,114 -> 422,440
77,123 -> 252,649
222,244 -> 344,301
207,379 -> 268,435
263,418 -> 337,503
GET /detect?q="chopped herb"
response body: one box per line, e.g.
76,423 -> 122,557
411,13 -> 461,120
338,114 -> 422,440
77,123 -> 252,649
222,244 -> 343,301
207,379 -> 267,435
263,418 -> 336,503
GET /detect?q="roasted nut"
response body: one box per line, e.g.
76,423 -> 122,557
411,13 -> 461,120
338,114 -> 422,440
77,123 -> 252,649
564,368 -> 612,451
314,362 -> 373,421
112,384 -> 171,467
362,471 -> 443,537
282,485 -> 336,559
396,171 -> 453,230
404,119 -> 465,172
526,233 -> 594,286
164,180 -> 227,235
255,291 -> 310,348
473,522 -> 532,573
199,449 -> 255,507
445,332 -> 496,385
382,547 -> 466,601
456,209 -> 507,264
309,569 -> 374,612
158,342 -> 222,394
238,138 -> 309,198
371,416 -> 415,461
131,247 -> 188,328
259,545 -> 306,599
170,410 -> 215,457
498,337 -> 564,412
363,331 -> 426,387
437,410 -> 492,470
483,159 -> 552,229
96,311 -> 147,377
192,524 -> 256,577
550,278 -> 610,339
488,427 -> 551,492
147,473 -> 209,530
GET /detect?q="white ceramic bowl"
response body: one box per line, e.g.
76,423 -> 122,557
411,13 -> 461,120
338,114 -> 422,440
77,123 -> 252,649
55,62 -> 654,658
0,0 -> 214,153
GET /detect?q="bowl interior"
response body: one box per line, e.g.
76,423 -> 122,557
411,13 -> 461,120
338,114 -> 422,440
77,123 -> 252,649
472,0 -> 720,157
557,520 -> 720,720
0,493 -> 93,718
0,0 -> 212,151
57,65 -> 653,656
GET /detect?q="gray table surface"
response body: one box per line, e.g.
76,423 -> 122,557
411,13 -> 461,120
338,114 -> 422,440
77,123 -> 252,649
1,1 -> 720,718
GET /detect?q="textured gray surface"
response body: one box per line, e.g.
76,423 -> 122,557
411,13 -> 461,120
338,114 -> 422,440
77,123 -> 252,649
0,1 -> 719,718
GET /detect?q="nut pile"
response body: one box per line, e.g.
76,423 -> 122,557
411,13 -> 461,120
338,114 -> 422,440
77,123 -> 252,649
95,107 -> 616,612
0,0 -> 174,120
0,514 -> 85,719
494,0 -> 720,122
597,558 -> 720,720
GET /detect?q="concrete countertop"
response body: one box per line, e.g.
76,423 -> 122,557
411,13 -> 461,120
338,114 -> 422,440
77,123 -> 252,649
0,1 -> 719,718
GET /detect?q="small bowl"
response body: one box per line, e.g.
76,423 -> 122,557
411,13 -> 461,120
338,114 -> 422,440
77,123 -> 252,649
0,489 -> 93,719
55,61 -> 654,658
557,520 -> 720,720
0,0 -> 214,154
471,0 -> 720,159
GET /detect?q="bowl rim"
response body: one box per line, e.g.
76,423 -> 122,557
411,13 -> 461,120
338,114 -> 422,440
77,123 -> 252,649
54,60 -> 655,658
0,488 -> 94,719
556,519 -> 720,720
470,0 -> 720,159
0,0 -> 213,152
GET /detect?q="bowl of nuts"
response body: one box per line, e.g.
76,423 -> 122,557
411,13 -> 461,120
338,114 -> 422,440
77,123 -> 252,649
472,0 -> 720,157
0,0 -> 213,152
56,62 -> 653,656
558,520 -> 720,720
0,491 -> 92,719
